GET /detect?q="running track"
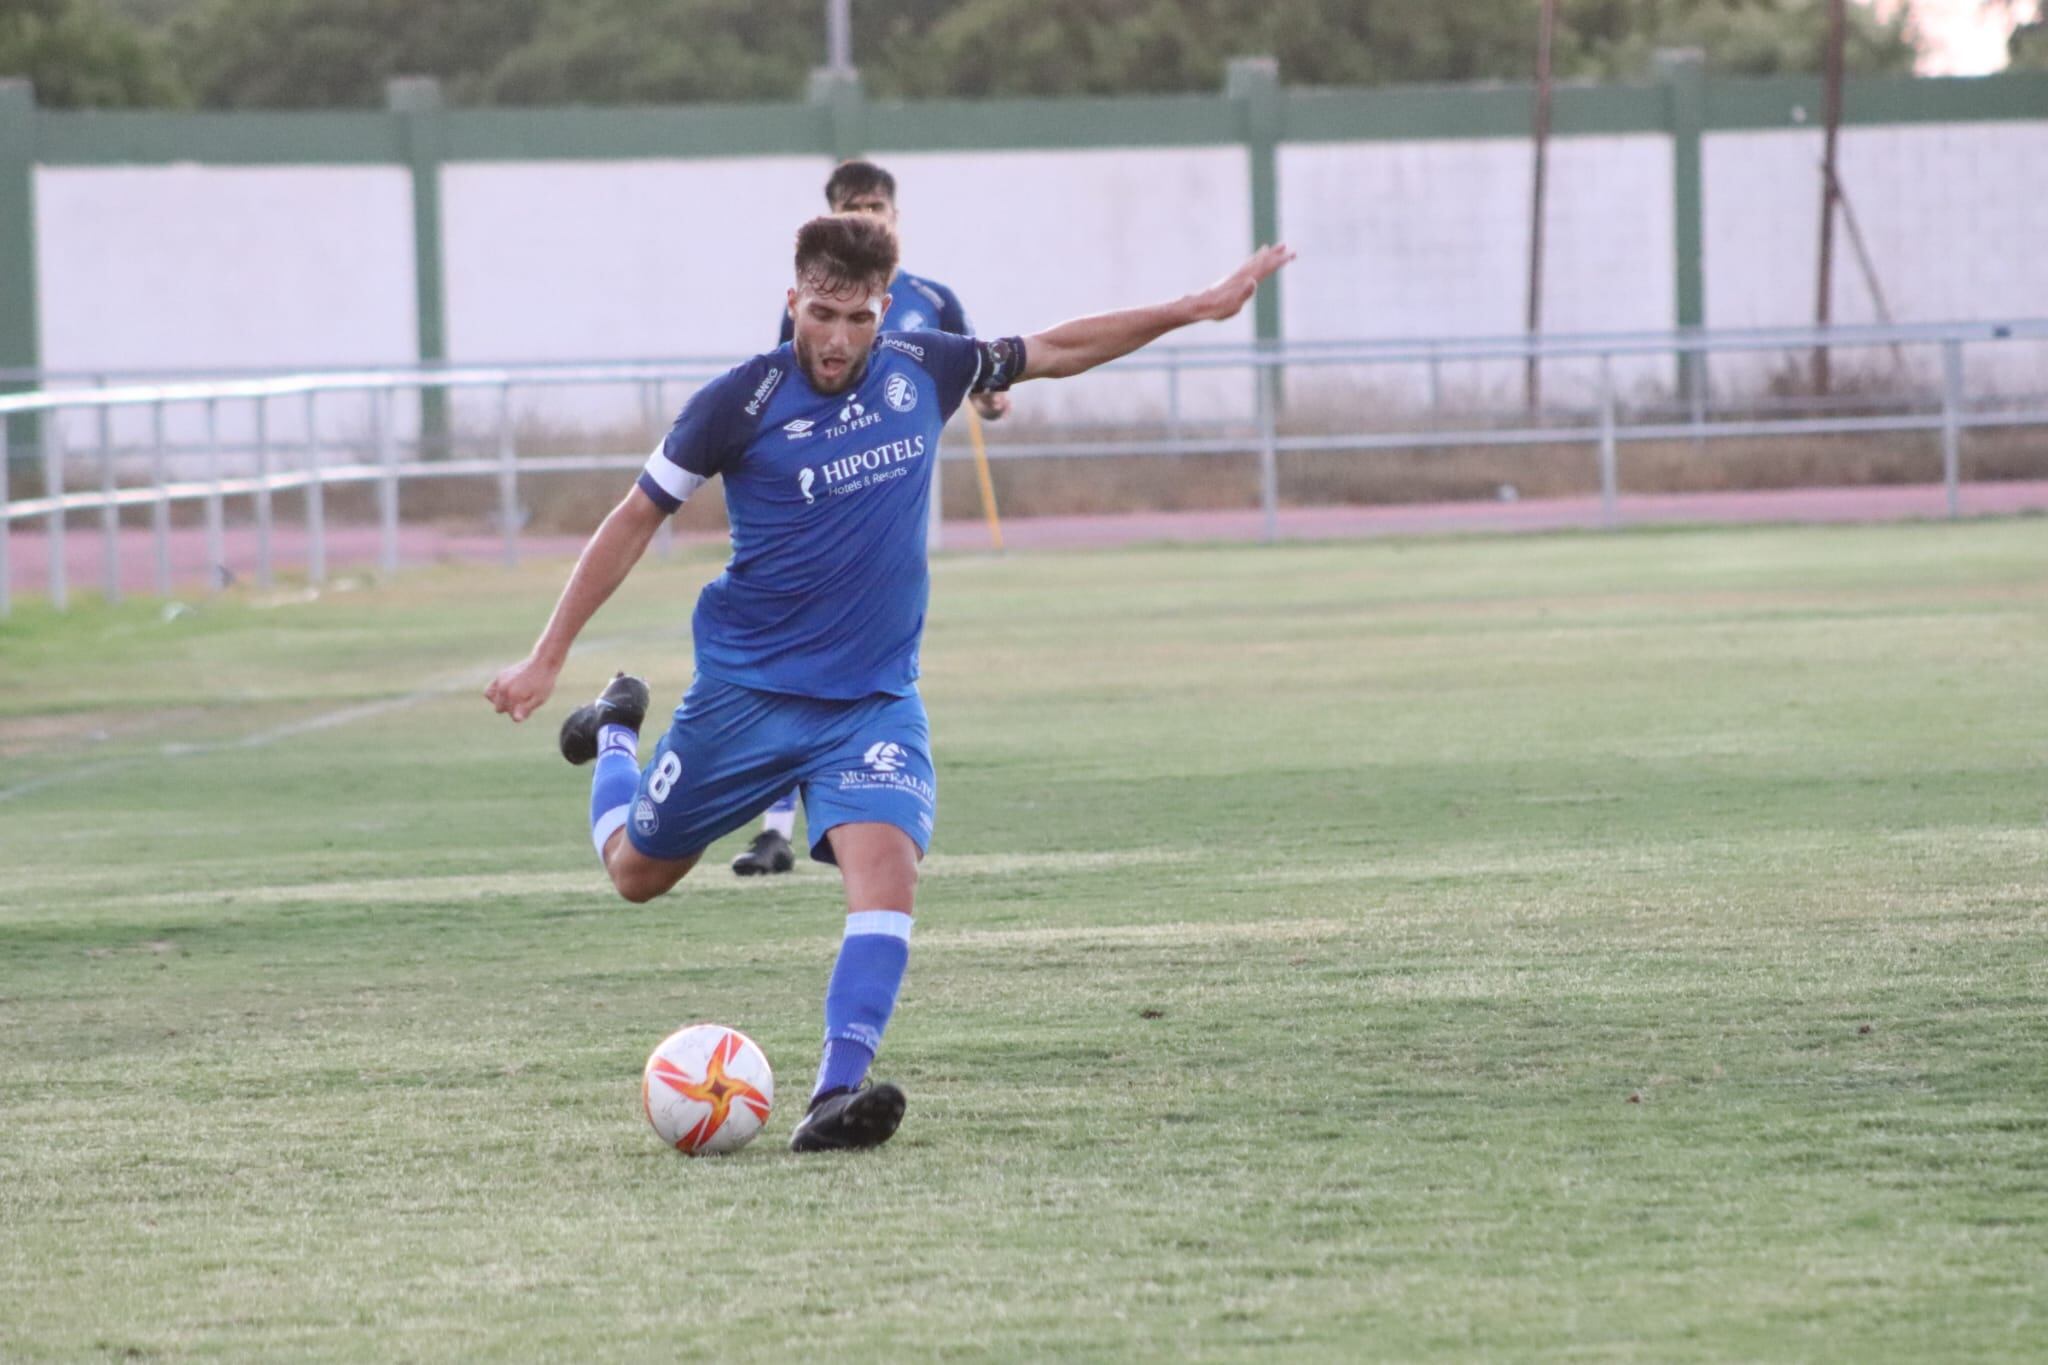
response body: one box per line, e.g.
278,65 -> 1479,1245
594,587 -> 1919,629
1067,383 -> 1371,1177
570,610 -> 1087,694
9,480 -> 2048,599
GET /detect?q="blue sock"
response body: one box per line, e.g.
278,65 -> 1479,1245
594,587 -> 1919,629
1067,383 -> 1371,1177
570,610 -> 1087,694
814,909 -> 912,1099
588,724 -> 641,861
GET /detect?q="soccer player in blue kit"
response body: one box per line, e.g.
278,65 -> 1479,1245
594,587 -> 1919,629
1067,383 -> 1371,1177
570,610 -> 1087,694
485,212 -> 1292,1152
733,158 -> 1009,878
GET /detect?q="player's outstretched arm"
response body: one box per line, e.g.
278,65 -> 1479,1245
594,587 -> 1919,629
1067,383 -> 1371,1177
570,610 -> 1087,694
484,488 -> 666,722
1018,244 -> 1295,382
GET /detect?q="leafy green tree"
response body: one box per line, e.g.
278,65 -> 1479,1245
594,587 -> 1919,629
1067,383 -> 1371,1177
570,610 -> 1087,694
864,0 -> 1914,98
2008,7 -> 2048,70
169,0 -> 543,108
14,0 -> 1926,108
1556,0 -> 1916,80
0,0 -> 184,106
465,0 -> 818,105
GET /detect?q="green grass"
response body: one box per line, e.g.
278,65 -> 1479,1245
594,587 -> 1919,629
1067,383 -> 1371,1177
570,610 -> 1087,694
3,521 -> 2046,1361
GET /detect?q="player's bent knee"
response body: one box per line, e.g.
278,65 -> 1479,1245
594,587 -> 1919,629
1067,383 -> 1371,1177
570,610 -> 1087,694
607,846 -> 696,903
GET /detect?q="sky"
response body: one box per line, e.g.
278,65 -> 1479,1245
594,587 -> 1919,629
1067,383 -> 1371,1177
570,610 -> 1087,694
1878,0 -> 2034,74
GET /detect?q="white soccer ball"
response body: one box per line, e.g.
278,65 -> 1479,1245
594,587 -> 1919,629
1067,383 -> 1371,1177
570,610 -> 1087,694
641,1024 -> 775,1156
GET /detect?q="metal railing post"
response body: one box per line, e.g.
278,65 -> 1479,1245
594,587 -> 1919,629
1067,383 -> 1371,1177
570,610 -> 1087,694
204,397 -> 225,593
1598,353 -> 1618,528
97,402 -> 119,604
1166,349 -> 1183,449
639,379 -> 659,438
45,416 -> 66,610
0,420 -> 11,619
497,381 -> 519,567
254,396 -> 273,588
377,386 -> 399,576
1940,338 -> 1963,519
1257,353 -> 1279,543
304,390 -> 325,586
150,401 -> 169,596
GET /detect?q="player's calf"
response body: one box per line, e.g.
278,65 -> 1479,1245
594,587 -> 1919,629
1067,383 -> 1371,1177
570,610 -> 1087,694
567,671 -> 690,901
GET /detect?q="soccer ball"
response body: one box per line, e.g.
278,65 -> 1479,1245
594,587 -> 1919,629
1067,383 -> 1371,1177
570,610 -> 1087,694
641,1024 -> 775,1156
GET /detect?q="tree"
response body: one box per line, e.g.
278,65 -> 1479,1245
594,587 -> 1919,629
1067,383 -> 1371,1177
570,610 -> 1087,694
1556,0 -> 1916,80
863,0 -> 1916,98
0,0 -> 184,106
2006,0 -> 2048,70
169,0 -> 543,109
465,0 -> 818,106
14,0 -> 1927,109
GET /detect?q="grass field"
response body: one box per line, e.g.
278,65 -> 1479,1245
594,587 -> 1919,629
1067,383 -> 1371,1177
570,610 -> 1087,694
3,521 -> 2046,1361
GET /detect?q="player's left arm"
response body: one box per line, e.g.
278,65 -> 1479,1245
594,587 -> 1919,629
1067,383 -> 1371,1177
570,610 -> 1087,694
937,282 -> 1007,421
942,284 -> 1010,422
1016,244 -> 1295,382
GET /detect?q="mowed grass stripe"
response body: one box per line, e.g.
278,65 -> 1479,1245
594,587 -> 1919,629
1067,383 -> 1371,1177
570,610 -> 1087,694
1,521 -> 2045,1361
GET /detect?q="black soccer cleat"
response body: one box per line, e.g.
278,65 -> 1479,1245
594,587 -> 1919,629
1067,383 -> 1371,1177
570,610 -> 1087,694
788,1081 -> 907,1153
557,672 -> 650,765
730,829 -> 796,877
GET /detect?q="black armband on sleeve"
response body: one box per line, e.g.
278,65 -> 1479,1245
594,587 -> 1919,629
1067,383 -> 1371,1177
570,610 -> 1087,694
974,336 -> 1026,393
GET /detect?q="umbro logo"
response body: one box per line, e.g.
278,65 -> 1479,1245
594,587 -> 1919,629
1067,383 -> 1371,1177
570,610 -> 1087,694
782,419 -> 815,439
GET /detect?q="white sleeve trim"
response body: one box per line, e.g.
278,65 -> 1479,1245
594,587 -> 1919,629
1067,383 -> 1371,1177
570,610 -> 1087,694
844,909 -> 914,941
641,443 -> 708,504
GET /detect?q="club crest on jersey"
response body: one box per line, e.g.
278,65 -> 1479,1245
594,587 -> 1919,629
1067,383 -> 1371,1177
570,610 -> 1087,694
782,418 -> 815,440
633,797 -> 659,835
884,373 -> 919,413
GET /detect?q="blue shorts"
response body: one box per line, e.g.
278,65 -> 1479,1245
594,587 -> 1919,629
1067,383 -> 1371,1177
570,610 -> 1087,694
626,674 -> 936,867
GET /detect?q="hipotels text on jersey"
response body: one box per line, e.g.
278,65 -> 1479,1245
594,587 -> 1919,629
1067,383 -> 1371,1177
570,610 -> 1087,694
802,433 -> 928,503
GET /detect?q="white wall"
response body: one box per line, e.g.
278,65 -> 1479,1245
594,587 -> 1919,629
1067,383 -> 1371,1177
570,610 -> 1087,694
879,147 -> 1255,425
29,121 -> 2048,455
439,146 -> 1254,432
1279,135 -> 1674,409
1704,121 -> 2048,389
439,156 -> 826,437
35,165 -> 416,451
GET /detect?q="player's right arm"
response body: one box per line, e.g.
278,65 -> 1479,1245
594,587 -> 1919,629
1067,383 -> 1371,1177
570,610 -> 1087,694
485,359 -> 766,723
484,489 -> 665,722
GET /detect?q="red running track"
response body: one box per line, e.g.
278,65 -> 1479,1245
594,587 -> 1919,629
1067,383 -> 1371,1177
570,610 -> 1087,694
8,480 -> 2048,600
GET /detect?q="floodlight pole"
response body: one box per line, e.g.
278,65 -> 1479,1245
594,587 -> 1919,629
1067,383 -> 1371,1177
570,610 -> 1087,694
1526,0 -> 1557,414
827,0 -> 853,75
1812,0 -> 1846,394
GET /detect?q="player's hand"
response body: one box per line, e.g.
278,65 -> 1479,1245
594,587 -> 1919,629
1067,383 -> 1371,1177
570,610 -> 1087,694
484,654 -> 559,723
971,390 -> 1011,422
1186,243 -> 1297,323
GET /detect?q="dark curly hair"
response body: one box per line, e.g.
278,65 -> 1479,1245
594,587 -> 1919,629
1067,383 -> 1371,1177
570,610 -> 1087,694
825,159 -> 896,209
793,213 -> 899,296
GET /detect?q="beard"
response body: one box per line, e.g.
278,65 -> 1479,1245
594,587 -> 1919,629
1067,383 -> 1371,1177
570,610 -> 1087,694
793,335 -> 869,396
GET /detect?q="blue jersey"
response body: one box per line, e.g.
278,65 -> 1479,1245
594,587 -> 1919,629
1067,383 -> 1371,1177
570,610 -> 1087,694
776,269 -> 971,346
637,331 -> 1024,700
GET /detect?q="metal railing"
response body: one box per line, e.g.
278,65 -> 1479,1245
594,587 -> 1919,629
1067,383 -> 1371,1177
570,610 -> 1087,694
4,318 -> 2046,615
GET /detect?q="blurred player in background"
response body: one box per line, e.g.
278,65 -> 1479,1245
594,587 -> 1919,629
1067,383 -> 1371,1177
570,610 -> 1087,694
733,157 -> 1008,878
485,212 -> 1290,1151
